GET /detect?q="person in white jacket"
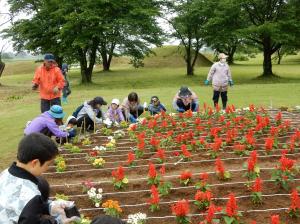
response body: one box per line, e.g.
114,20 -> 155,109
205,53 -> 233,110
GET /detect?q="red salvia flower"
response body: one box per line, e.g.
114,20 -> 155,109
194,117 -> 201,125
148,163 -> 157,179
249,150 -> 258,164
195,190 -> 213,202
156,148 -> 165,161
204,204 -> 222,223
149,185 -> 160,204
111,166 -> 125,181
270,215 -> 280,224
171,199 -> 190,217
181,144 -> 191,158
289,189 -> 300,211
137,140 -> 145,151
252,178 -> 262,192
180,171 -> 192,180
215,157 -> 225,177
279,154 -> 295,171
250,221 -> 257,224
226,193 -> 238,217
200,172 -> 209,182
159,165 -> 166,175
265,137 -> 274,153
150,136 -> 160,148
247,159 -> 255,172
127,152 -> 135,165
212,138 -> 222,151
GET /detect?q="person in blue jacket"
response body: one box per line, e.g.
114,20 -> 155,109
147,96 -> 167,115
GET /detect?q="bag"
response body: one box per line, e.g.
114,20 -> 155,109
72,104 -> 84,117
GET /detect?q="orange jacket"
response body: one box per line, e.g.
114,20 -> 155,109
33,65 -> 65,100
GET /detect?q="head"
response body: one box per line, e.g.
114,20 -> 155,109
179,86 -> 192,105
151,96 -> 160,106
89,97 -> 107,109
43,53 -> 56,70
128,92 -> 138,105
37,176 -> 50,201
67,117 -> 77,128
91,215 -> 126,224
218,53 -> 228,64
17,133 -> 59,176
111,98 -> 120,110
62,63 -> 68,73
48,105 -> 65,121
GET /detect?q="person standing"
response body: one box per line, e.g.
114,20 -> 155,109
61,63 -> 71,104
32,54 -> 65,113
204,53 -> 233,110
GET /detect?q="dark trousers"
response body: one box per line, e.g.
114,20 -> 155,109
62,81 -> 71,98
122,105 -> 144,121
213,91 -> 228,109
41,98 -> 61,113
77,111 -> 102,131
176,99 -> 197,112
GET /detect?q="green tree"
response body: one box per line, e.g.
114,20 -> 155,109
166,0 -> 208,76
238,0 -> 299,77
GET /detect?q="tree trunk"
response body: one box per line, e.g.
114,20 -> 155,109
277,49 -> 282,65
185,37 -> 194,76
0,61 -> 5,78
227,45 -> 236,65
262,37 -> 274,77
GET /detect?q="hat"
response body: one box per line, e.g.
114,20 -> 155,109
44,53 -> 55,62
94,97 -> 107,106
91,215 -> 126,224
179,86 -> 192,98
111,98 -> 120,105
48,105 -> 65,119
218,53 -> 228,59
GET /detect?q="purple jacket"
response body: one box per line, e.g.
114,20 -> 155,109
105,107 -> 125,123
24,112 -> 68,138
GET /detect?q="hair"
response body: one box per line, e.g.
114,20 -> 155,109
88,98 -> 101,109
55,118 -> 63,126
37,176 -> 50,201
128,92 -> 138,102
91,215 -> 126,224
17,133 -> 58,166
68,118 -> 77,126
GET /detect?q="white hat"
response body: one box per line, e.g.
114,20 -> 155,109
111,98 -> 120,105
218,53 -> 228,59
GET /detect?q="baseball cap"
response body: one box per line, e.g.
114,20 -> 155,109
94,97 -> 107,106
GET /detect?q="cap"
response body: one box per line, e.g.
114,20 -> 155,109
94,97 -> 107,106
111,98 -> 120,105
218,53 -> 228,59
44,53 -> 55,62
179,86 -> 192,98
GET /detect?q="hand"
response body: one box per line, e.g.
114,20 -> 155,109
53,86 -> 59,94
49,200 -> 74,217
229,80 -> 234,86
204,80 -> 209,85
32,84 -> 38,90
56,214 -> 81,224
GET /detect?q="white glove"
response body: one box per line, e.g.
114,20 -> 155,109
50,200 -> 81,224
143,102 -> 147,108
103,118 -> 112,127
114,121 -> 120,127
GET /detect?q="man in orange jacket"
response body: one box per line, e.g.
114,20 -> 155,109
32,54 -> 65,112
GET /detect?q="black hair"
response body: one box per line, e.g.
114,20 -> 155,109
37,176 -> 50,201
17,133 -> 58,166
128,92 -> 138,102
68,118 -> 77,126
91,215 -> 126,224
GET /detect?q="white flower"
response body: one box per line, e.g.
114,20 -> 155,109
98,188 -> 103,193
107,136 -> 114,140
96,194 -> 102,199
127,213 -> 147,224
95,202 -> 100,208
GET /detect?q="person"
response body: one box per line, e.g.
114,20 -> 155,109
76,97 -> 107,131
24,105 -> 71,140
148,96 -> 167,115
120,92 -> 144,123
61,63 -> 71,104
32,53 -> 65,113
204,53 -> 233,110
91,215 -> 126,224
104,99 -> 125,126
172,86 -> 199,112
37,176 -> 50,202
0,133 -> 79,223
59,116 -> 77,138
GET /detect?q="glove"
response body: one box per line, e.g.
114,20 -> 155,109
53,86 -> 59,94
177,108 -> 185,113
204,80 -> 209,85
229,80 -> 234,86
62,96 -> 68,104
50,200 -> 81,224
103,118 -> 112,127
129,114 -> 137,123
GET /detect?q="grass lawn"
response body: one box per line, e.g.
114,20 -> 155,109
0,52 -> 299,170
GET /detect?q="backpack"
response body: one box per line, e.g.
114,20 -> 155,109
72,104 -> 84,117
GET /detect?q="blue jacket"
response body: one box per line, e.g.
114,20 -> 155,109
148,103 -> 166,115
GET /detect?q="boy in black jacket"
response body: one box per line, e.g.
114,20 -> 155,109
0,133 -> 79,224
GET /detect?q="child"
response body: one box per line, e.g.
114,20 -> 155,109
24,105 -> 69,139
61,63 -> 71,104
105,99 -> 125,126
172,86 -> 199,112
148,96 -> 167,115
59,116 -> 77,139
0,133 -> 79,223
120,92 -> 144,123
75,96 -> 107,131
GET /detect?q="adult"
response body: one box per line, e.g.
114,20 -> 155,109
24,105 -> 70,139
120,92 -> 144,123
75,97 -> 107,131
32,53 -> 65,113
172,86 -> 199,112
205,53 -> 233,110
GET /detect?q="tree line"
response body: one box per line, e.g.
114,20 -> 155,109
3,0 -> 300,83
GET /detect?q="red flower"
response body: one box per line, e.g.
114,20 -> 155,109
250,221 -> 257,224
200,172 -> 209,182
149,185 -> 160,204
265,137 -> 274,152
127,152 -> 135,165
160,120 -> 168,128
112,166 -> 125,181
173,151 -> 180,157
171,199 -> 189,217
247,159 -> 255,172
226,193 -> 238,217
150,136 -> 160,147
270,215 -> 280,224
234,144 -> 246,152
204,204 -> 222,223
180,171 -> 192,180
137,141 -> 145,151
195,190 -> 213,202
275,112 -> 282,122
159,165 -> 166,175
252,178 -> 262,192
279,154 -> 295,171
215,158 -> 225,177
82,180 -> 94,189
156,148 -> 165,160
249,150 -> 257,164
289,189 -> 300,211
181,144 -> 191,158
194,118 -> 201,125
148,163 -> 157,179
